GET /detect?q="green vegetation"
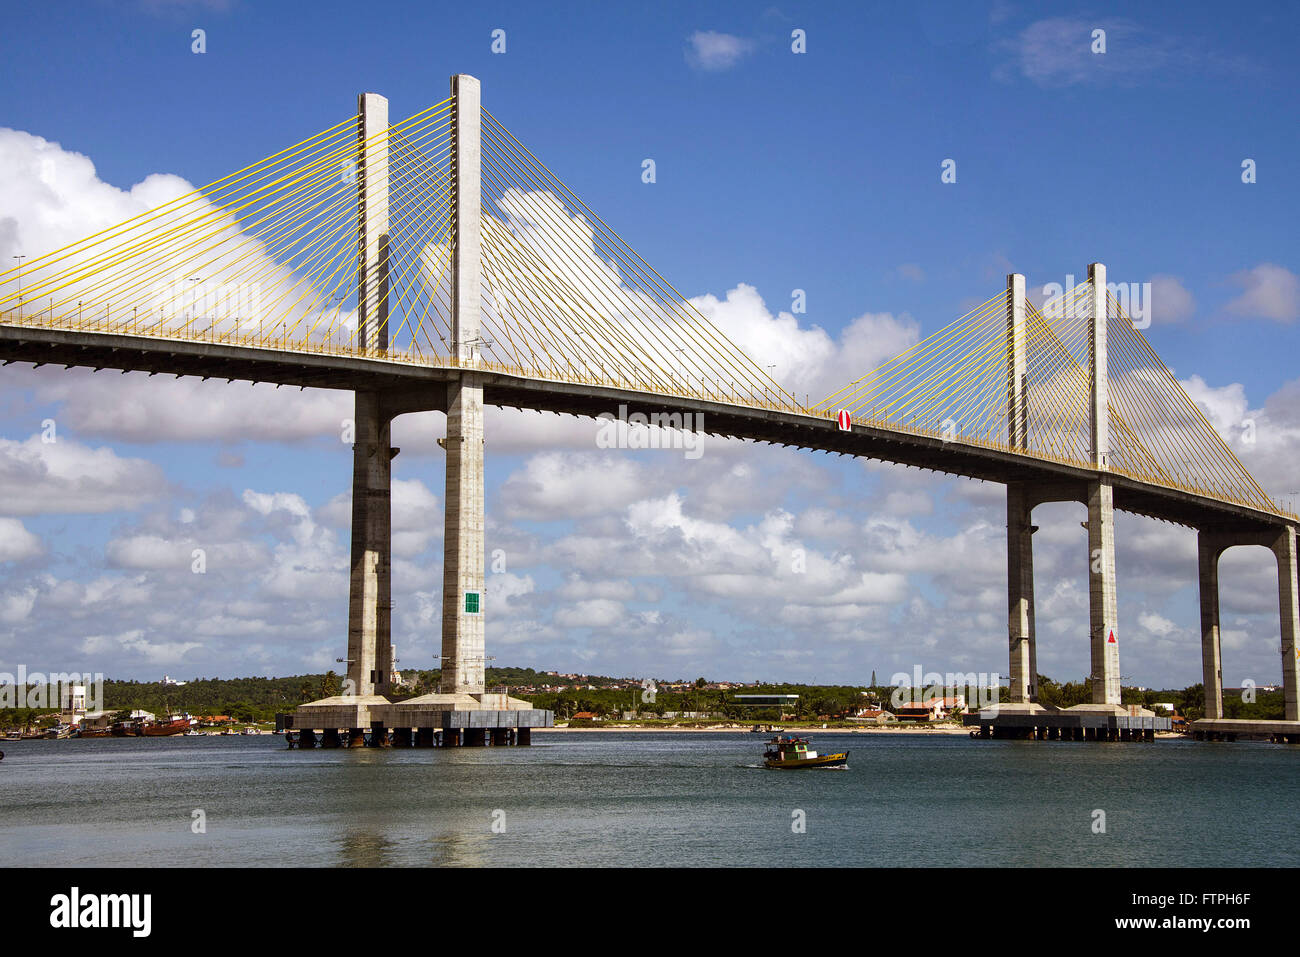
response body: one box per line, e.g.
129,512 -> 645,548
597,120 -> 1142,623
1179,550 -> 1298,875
1,668 -> 1283,729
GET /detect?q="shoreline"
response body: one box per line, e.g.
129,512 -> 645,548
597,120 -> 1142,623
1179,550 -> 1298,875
537,724 -> 974,735
535,725 -> 1186,739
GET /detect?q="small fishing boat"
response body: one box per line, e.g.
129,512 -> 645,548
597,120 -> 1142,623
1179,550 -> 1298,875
762,735 -> 849,769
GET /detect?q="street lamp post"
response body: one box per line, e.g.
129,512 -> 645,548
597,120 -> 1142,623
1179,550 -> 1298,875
12,255 -> 26,319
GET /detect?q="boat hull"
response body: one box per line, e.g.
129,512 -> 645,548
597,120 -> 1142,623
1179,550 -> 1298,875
141,720 -> 191,736
763,751 -> 849,769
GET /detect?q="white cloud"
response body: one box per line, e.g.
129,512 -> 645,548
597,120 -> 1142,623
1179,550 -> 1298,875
0,435 -> 166,515
0,583 -> 37,621
1225,263 -> 1300,323
995,18 -> 1232,88
0,518 -> 41,562
502,452 -> 650,520
1147,274 -> 1195,324
690,282 -> 919,400
29,369 -> 352,443
81,628 -> 204,666
0,128 -> 190,263
555,598 -> 625,629
685,31 -> 755,70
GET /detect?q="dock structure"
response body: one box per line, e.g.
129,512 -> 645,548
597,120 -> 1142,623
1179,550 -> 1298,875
964,707 -> 1170,741
286,76 -> 552,747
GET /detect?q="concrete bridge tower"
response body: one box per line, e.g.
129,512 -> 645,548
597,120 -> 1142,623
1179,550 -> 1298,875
288,77 -> 551,747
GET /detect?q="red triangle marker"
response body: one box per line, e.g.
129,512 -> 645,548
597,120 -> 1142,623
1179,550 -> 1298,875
1107,630 -> 1117,644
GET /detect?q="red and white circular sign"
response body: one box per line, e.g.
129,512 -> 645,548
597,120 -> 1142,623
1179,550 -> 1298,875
836,409 -> 852,431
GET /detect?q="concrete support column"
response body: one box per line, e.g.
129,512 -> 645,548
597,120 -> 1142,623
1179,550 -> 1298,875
320,728 -> 342,748
1087,478 -> 1121,705
517,727 -> 531,746
357,93 -> 389,352
298,728 -> 317,749
1198,534 -> 1225,720
346,392 -> 393,698
369,721 -> 390,747
441,376 -> 485,694
1007,482 -> 1037,702
440,73 -> 487,697
1006,273 -> 1028,451
1087,262 -> 1109,469
1274,527 -> 1300,721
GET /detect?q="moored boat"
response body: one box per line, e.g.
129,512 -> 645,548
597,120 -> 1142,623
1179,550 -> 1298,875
762,735 -> 849,769
140,714 -> 194,736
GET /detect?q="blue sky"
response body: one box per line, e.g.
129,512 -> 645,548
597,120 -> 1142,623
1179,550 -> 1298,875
1,0 -> 1298,689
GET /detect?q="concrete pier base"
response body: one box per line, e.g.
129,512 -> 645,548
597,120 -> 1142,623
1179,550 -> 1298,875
416,727 -> 435,747
465,728 -> 487,747
320,729 -> 341,748
1191,718 -> 1300,742
965,705 -> 1169,740
392,727 -> 412,747
298,729 -> 317,748
370,721 -> 390,747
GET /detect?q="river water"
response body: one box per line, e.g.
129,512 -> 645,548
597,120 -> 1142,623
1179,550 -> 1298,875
1,732 -> 1295,867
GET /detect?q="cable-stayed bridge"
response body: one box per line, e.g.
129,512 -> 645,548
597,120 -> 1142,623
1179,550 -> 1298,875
1,75 -> 1295,743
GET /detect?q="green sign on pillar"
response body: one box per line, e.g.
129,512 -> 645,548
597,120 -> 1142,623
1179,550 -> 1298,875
464,591 -> 481,615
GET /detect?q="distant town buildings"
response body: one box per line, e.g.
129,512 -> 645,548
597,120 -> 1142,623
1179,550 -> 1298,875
895,696 -> 965,722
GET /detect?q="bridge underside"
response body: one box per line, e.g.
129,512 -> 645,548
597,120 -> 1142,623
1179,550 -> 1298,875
0,325 -> 1284,533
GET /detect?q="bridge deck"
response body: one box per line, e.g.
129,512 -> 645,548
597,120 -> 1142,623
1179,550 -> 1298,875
1,324 -> 1290,534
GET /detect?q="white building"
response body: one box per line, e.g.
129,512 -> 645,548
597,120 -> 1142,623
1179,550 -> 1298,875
60,685 -> 87,726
